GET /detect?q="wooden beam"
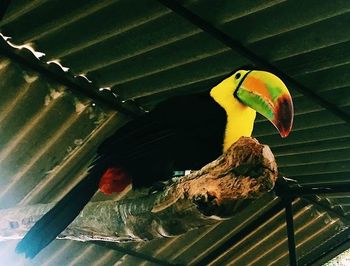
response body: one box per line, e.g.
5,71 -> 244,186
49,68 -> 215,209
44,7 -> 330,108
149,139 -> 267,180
0,137 -> 277,243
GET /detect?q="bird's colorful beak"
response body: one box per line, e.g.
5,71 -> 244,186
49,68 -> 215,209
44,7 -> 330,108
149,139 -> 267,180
235,70 -> 294,137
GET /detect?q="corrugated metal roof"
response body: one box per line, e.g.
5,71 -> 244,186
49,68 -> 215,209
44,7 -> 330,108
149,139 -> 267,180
0,0 -> 350,265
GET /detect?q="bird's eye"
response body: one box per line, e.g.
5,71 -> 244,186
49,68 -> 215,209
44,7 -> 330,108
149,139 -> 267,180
235,73 -> 241,79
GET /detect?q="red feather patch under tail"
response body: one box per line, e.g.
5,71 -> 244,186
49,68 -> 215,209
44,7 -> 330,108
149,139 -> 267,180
99,167 -> 132,194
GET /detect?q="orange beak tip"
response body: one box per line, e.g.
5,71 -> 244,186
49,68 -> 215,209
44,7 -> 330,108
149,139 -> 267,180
274,118 -> 293,138
273,95 -> 294,138
280,130 -> 290,138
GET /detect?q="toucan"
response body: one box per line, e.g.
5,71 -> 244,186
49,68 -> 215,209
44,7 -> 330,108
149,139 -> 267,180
16,68 -> 293,258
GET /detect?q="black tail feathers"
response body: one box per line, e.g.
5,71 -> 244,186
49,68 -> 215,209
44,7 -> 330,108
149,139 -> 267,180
16,168 -> 101,258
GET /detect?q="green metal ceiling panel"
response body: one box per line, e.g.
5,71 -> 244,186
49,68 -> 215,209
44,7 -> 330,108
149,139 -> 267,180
0,0 -> 350,265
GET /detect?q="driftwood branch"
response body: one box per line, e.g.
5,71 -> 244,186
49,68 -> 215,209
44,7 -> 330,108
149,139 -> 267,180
0,137 -> 278,243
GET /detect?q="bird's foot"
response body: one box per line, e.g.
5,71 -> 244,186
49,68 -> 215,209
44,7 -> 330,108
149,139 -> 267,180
148,170 -> 195,195
148,181 -> 168,195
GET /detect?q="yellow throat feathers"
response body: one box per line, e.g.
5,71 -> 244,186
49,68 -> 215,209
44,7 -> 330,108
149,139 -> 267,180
210,75 -> 256,152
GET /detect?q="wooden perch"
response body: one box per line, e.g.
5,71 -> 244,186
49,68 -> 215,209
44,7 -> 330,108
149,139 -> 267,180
0,137 -> 277,243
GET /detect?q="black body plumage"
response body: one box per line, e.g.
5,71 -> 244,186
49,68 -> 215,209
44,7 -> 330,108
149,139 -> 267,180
16,92 -> 227,258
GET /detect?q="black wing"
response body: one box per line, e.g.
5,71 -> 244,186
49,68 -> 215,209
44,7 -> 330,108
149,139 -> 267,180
16,92 -> 226,258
